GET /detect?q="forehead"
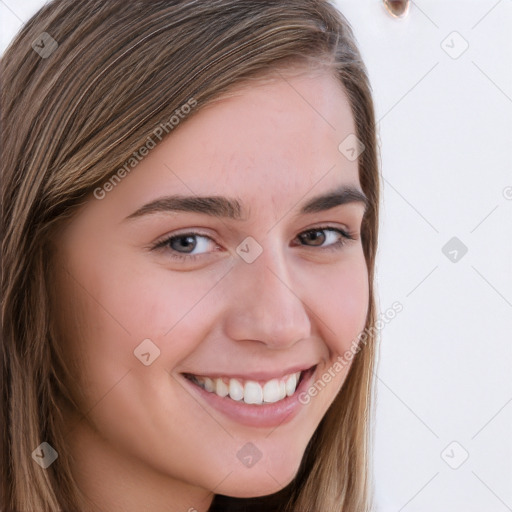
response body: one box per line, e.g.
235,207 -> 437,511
126,71 -> 357,193
78,69 -> 362,229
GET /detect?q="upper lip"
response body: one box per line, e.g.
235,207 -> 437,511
182,363 -> 317,382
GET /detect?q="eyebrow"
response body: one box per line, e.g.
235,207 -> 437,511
124,185 -> 368,222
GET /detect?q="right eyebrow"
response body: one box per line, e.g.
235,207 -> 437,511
124,195 -> 246,222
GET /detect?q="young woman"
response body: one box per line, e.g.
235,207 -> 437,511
1,1 -> 380,510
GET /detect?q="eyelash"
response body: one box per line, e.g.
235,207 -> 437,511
151,226 -> 357,262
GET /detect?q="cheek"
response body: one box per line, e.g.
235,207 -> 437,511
111,265 -> 226,358
294,255 -> 368,413
63,253 -> 225,381
307,255 -> 369,355
336,268 -> 369,349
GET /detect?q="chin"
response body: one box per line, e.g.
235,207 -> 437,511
217,460 -> 300,499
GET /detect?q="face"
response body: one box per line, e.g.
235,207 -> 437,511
53,68 -> 369,510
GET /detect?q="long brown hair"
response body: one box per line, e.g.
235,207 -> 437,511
1,1 -> 380,510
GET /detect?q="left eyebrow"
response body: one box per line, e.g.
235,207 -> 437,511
298,185 -> 369,215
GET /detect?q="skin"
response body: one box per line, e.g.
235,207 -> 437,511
53,67 -> 369,512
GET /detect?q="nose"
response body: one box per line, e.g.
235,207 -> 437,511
222,242 -> 312,349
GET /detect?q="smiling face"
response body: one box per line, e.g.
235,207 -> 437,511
53,67 -> 370,511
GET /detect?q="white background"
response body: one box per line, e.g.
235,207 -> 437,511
1,1 -> 511,510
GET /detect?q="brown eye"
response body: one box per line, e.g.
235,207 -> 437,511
297,227 -> 353,249
299,229 -> 326,246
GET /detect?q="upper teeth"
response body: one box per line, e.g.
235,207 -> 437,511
190,372 -> 302,405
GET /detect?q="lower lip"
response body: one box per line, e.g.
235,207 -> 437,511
181,366 -> 317,428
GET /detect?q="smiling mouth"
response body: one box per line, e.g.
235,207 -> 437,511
182,367 -> 315,406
